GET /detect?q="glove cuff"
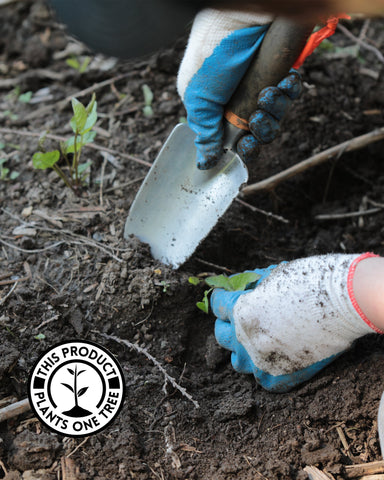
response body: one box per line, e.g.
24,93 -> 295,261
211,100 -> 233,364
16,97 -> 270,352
347,252 -> 383,334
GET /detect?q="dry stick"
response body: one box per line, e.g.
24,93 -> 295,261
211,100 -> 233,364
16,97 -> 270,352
315,207 -> 382,221
236,198 -> 289,224
23,72 -> 134,122
337,23 -> 384,64
0,398 -> 30,423
242,127 -> 384,196
304,466 -> 333,480
344,461 -> 384,478
0,127 -> 151,168
0,281 -> 18,306
98,332 -> 200,409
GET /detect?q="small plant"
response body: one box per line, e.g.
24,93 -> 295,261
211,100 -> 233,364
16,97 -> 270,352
142,84 -> 154,118
66,55 -> 91,74
32,94 -> 97,195
0,144 -> 20,181
0,158 -> 20,181
189,271 -> 261,313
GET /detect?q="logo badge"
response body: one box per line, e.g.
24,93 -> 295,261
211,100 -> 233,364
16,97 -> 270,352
28,340 -> 125,437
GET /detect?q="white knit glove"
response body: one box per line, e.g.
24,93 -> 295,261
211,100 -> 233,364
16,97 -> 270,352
212,253 -> 382,392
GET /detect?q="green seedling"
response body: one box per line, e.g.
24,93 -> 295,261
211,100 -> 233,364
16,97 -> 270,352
7,86 -> 33,104
142,84 -> 154,118
66,55 -> 91,74
0,158 -> 20,181
32,94 -> 97,195
189,271 -> 261,313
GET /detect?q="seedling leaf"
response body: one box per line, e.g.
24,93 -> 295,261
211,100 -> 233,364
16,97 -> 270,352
228,271 -> 261,291
61,383 -> 74,393
78,386 -> 88,397
205,274 -> 233,291
71,98 -> 87,133
32,151 -> 60,169
188,276 -> 201,286
81,100 -> 97,134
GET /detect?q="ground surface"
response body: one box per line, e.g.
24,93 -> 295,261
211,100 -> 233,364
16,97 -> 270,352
1,2 -> 384,479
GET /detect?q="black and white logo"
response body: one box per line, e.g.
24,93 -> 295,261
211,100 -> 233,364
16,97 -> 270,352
28,340 -> 125,437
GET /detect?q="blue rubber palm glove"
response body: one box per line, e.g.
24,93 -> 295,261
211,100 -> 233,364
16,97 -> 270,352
177,9 -> 302,170
212,254 -> 380,393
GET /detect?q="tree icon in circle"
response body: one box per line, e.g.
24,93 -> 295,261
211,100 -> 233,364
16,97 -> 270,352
61,364 -> 92,417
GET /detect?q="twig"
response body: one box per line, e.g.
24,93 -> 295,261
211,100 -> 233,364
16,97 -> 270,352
195,258 -> 233,274
344,461 -> 384,478
97,332 -> 200,409
337,23 -> 384,64
22,72 -> 135,122
35,314 -> 60,331
236,198 -> 289,224
89,176 -> 145,196
0,282 -> 18,306
66,437 -> 90,458
304,466 -> 333,480
0,398 -> 31,423
315,207 -> 381,221
242,127 -> 384,195
0,237 -> 65,253
0,127 -> 151,168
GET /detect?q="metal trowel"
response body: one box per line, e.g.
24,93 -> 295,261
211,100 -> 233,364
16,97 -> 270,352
124,18 -> 312,268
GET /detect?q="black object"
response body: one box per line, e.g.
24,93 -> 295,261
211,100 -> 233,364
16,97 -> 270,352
49,0 -> 199,58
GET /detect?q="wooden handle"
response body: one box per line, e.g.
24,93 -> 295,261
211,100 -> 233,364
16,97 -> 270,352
226,18 -> 314,121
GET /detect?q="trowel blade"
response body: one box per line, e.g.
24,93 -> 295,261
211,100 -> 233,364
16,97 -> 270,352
124,123 -> 248,268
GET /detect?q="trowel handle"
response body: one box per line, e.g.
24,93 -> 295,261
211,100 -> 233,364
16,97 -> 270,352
226,18 -> 314,121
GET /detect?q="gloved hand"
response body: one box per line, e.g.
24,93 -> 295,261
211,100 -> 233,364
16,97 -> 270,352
212,253 -> 381,392
177,9 -> 302,170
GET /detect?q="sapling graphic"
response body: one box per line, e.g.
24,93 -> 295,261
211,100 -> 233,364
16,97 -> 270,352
61,365 -> 92,417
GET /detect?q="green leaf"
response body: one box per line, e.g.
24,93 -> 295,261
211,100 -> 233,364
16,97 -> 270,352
18,91 -> 33,103
34,333 -> 46,340
143,105 -> 154,118
0,167 -> 9,180
79,56 -> 91,73
63,131 -> 96,154
85,93 -> 96,115
70,98 -> 88,133
77,160 -> 92,175
205,274 -> 233,291
81,100 -> 97,134
66,57 -> 80,70
228,271 -> 261,292
32,150 -> 60,169
0,142 -> 6,150
188,276 -> 201,286
142,84 -> 153,106
9,171 -> 20,180
196,289 -> 212,314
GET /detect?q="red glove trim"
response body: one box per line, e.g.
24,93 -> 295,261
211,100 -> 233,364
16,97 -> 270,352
347,252 -> 384,334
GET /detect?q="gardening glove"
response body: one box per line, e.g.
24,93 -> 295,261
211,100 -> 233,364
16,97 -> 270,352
212,253 -> 382,393
177,9 -> 303,170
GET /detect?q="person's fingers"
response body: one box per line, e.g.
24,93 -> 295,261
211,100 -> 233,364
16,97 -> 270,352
231,347 -> 255,374
215,319 -> 236,350
277,70 -> 302,100
211,289 -> 244,320
237,134 -> 261,163
257,86 -> 292,120
249,109 -> 280,144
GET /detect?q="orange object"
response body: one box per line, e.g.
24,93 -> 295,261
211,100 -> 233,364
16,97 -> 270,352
293,14 -> 351,68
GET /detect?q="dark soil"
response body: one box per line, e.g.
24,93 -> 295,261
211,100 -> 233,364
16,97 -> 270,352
1,3 -> 384,479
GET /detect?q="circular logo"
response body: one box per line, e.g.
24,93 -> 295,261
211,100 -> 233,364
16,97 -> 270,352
28,340 -> 125,437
